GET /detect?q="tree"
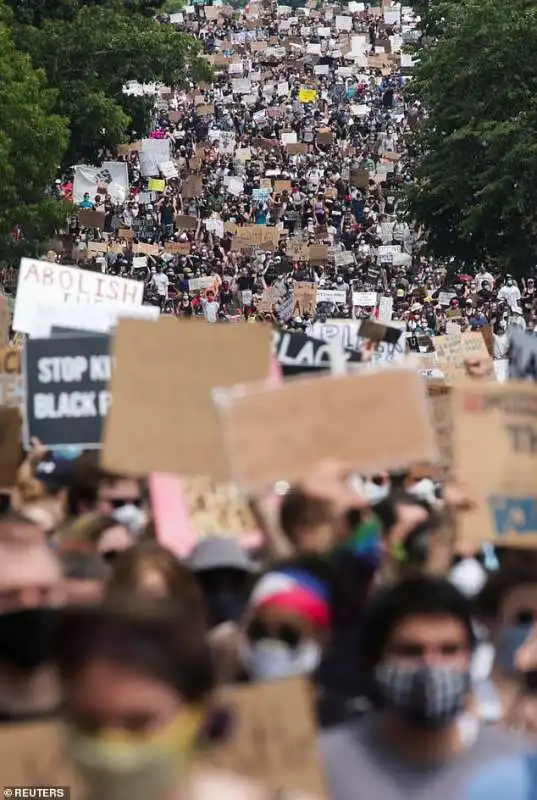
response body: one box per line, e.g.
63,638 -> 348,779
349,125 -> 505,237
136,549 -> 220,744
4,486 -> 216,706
0,15 -> 68,263
7,0 -> 211,166
405,0 -> 537,276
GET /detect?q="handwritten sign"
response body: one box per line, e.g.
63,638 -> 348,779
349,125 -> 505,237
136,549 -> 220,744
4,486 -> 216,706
453,381 -> 537,546
14,258 -> 144,335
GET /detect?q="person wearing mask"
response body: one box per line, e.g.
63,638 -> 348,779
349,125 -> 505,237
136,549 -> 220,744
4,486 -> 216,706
53,595 -> 280,800
201,289 -> 220,323
321,576 -> 531,800
475,265 -> 494,292
65,454 -> 146,536
0,512 -> 77,788
473,567 -> 537,725
239,563 -> 332,684
151,265 -> 170,311
498,276 -> 522,312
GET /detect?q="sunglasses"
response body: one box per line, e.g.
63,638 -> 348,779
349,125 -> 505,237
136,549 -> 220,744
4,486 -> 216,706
108,498 -> 142,510
246,619 -> 303,649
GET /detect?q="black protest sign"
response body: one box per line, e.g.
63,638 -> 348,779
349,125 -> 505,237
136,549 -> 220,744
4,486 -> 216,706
23,335 -> 112,448
359,318 -> 401,345
272,329 -> 361,377
508,327 -> 537,381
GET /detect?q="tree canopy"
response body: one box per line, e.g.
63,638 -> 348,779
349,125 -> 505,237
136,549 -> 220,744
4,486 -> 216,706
406,0 -> 537,276
0,16 -> 68,262
6,0 -> 211,166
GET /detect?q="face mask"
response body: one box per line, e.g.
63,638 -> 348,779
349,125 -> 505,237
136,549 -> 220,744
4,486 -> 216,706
68,710 -> 202,800
496,624 -> 533,676
241,639 -> 321,682
205,590 -> 248,628
0,608 -> 59,671
375,662 -> 470,728
112,504 -> 146,535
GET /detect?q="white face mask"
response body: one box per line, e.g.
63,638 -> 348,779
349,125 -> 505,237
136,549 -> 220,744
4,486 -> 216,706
112,504 -> 146,536
241,639 -> 321,682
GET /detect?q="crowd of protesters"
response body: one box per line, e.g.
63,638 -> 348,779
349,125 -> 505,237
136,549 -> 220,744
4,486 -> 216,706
2,1 -> 537,799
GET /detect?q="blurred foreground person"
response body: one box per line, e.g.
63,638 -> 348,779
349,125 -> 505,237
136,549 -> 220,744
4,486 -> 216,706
0,512 -> 77,787
54,595 -> 310,800
321,576 -> 530,800
105,541 -> 205,625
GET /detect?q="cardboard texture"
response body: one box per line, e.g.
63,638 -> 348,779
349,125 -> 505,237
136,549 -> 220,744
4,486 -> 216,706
0,407 -> 22,487
293,282 -> 317,315
206,677 -> 326,798
427,382 -> 453,474
218,369 -> 438,492
78,209 -> 106,229
452,380 -> 537,547
0,348 -> 21,375
433,332 -> 493,381
102,318 -> 271,480
175,215 -> 198,231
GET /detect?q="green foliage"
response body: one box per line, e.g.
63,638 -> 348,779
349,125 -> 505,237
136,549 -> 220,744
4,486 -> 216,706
406,0 -> 537,275
0,21 -> 68,262
8,0 -> 212,165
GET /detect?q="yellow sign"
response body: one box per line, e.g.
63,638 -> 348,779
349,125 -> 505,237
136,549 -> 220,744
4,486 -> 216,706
148,178 -> 166,192
298,88 -> 317,104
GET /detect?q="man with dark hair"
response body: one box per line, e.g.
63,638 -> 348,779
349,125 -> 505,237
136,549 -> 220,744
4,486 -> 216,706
321,576 -> 530,800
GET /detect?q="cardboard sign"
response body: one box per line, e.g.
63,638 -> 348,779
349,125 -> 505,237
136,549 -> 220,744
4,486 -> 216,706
133,243 -> 160,257
175,215 -> 198,231
316,290 -> 347,305
24,335 -> 111,448
433,332 -> 493,381
102,319 -> 271,481
217,369 -> 438,492
164,241 -> 191,255
207,678 -> 325,798
0,347 -> 21,375
274,180 -> 292,195
118,228 -> 134,240
308,245 -> 328,264
452,381 -> 537,547
0,407 -> 22,487
508,327 -> 537,381
286,143 -> 309,155
179,476 -> 260,547
78,209 -> 106,229
14,259 -> 144,335
293,282 -> 317,316
427,382 -> 453,474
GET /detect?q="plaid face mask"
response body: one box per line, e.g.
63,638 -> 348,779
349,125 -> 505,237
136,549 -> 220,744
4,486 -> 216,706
374,663 -> 471,728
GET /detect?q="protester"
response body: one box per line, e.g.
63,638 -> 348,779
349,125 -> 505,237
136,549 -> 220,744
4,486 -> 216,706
321,576 -> 531,799
0,512 -> 76,787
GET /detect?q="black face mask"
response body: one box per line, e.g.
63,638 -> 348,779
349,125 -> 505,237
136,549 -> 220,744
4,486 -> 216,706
0,608 -> 59,671
205,590 -> 248,629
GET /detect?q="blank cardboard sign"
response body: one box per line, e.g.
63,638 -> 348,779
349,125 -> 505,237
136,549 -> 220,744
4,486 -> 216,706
452,380 -> 537,547
218,369 -> 438,492
206,677 -> 325,798
102,318 -> 271,480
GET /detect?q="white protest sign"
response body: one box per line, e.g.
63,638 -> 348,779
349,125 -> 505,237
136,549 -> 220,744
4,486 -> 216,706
30,302 -> 160,338
378,295 -> 394,322
189,277 -> 215,292
336,15 -> 352,30
352,292 -> 377,306
307,319 -> 361,351
14,259 -> 144,335
205,219 -> 225,238
316,289 -> 347,304
139,138 -> 171,177
378,245 -> 401,257
73,162 -> 129,204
